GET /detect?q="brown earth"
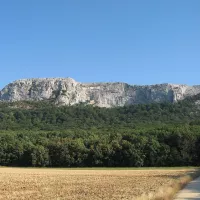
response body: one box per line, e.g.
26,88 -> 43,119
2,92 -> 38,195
0,168 -> 195,200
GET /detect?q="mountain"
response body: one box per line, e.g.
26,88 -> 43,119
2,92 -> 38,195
1,80 -> 200,167
1,77 -> 200,107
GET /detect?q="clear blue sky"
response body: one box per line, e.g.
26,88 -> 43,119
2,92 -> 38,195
0,0 -> 200,89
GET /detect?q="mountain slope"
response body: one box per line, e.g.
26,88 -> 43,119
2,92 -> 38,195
1,78 -> 200,107
0,91 -> 200,167
0,93 -> 200,130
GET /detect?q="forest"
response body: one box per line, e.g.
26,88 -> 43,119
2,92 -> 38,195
1,94 -> 200,167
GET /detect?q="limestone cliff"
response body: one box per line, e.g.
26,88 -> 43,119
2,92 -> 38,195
0,78 -> 200,107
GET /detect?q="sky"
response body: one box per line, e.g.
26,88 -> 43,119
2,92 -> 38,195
0,0 -> 200,89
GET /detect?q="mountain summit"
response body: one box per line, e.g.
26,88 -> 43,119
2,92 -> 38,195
1,78 -> 200,107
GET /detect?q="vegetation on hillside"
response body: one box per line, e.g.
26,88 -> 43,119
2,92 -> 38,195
0,95 -> 200,167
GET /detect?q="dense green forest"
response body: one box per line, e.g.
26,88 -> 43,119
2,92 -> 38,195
1,94 -> 200,167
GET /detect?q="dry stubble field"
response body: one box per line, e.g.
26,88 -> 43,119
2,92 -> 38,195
0,167 -> 196,200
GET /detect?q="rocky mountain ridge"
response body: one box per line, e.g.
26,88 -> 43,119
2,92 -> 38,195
0,77 -> 200,107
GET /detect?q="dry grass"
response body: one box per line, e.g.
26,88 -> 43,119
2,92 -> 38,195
137,169 -> 200,200
0,167 -> 197,200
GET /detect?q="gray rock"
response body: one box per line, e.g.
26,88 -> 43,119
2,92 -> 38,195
0,78 -> 200,107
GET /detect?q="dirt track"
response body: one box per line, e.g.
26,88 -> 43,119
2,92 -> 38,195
175,176 -> 200,199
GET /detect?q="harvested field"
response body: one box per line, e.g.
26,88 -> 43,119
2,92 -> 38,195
0,168 -> 196,200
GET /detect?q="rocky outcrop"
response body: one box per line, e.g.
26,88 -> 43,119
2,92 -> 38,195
0,78 -> 200,107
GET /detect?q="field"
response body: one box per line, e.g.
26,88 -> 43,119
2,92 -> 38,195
0,168 -> 196,200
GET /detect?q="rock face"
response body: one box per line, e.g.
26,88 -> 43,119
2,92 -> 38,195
0,78 -> 200,107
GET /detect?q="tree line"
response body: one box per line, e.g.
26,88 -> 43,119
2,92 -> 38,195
0,97 -> 200,167
0,126 -> 200,167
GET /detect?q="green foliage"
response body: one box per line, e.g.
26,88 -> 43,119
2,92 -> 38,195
0,97 -> 199,130
0,127 -> 199,167
0,96 -> 200,167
